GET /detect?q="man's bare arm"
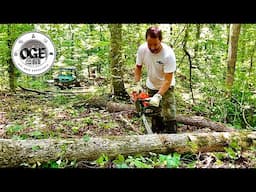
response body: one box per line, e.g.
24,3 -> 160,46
157,72 -> 173,96
135,65 -> 142,82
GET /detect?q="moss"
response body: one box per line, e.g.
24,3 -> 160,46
196,136 -> 211,148
186,140 -> 199,154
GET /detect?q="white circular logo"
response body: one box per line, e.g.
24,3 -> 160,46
11,31 -> 56,76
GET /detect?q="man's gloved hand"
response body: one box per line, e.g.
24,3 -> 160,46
149,93 -> 162,107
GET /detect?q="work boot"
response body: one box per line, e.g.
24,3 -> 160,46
163,120 -> 177,133
151,116 -> 164,133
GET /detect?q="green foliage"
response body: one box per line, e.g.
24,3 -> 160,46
224,147 -> 238,160
71,126 -> 79,133
82,117 -> 94,125
6,124 -> 24,135
172,24 -> 256,130
213,138 -> 243,164
124,155 -> 153,168
157,153 -> 181,168
52,95 -> 70,105
112,154 -> 129,168
61,120 -> 75,127
83,134 -> 90,142
214,152 -> 227,160
108,152 -> 182,168
224,138 -> 242,160
11,134 -> 28,140
98,121 -> 117,129
187,68 -> 256,129
19,76 -> 49,89
31,145 -> 41,151
95,154 -> 109,167
29,130 -> 43,139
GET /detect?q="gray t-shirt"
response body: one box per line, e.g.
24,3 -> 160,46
136,42 -> 176,90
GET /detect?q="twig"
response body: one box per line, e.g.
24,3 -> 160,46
242,108 -> 255,130
118,114 -> 143,135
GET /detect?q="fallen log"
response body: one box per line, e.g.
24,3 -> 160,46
0,131 -> 255,167
18,85 -> 94,96
106,101 -> 136,112
19,85 -> 48,95
176,115 -> 235,132
103,101 -> 235,132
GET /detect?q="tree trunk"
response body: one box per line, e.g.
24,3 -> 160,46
0,131 -> 255,167
108,24 -> 129,100
226,24 -> 241,93
182,24 -> 195,103
7,24 -> 16,92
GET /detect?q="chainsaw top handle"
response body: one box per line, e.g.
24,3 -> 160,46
131,90 -> 160,116
135,98 -> 160,117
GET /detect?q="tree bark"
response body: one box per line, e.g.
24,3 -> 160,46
7,24 -> 16,92
176,115 -> 235,132
0,131 -> 255,167
108,24 -> 129,99
103,101 -> 235,132
226,24 -> 241,92
106,101 -> 136,112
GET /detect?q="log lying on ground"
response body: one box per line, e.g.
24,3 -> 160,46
106,101 -> 136,112
18,85 -> 95,96
176,115 -> 235,132
19,85 -> 48,95
0,131 -> 255,167
104,101 -> 235,132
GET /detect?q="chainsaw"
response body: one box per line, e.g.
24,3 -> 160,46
131,91 -> 159,134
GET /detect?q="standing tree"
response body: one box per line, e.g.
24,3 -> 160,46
108,24 -> 129,100
182,24 -> 195,103
5,24 -> 34,92
226,24 -> 241,96
7,24 -> 16,92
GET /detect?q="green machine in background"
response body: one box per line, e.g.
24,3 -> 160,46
53,66 -> 81,89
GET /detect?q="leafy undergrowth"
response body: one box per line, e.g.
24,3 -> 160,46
0,92 -> 139,139
21,148 -> 256,168
0,91 -> 256,168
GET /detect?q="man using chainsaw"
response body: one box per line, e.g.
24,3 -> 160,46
134,26 -> 177,133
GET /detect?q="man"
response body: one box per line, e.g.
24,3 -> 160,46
134,26 -> 177,133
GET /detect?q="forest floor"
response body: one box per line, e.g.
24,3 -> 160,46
0,89 -> 256,168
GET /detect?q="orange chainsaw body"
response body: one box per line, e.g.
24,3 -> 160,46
131,91 -> 150,107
